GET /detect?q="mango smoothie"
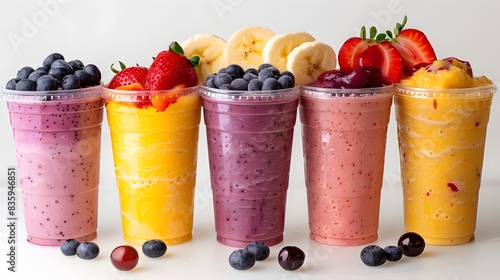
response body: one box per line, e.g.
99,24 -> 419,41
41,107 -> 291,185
395,58 -> 495,245
103,87 -> 201,245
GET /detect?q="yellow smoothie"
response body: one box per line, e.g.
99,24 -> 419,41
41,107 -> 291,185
395,58 -> 494,245
104,88 -> 201,245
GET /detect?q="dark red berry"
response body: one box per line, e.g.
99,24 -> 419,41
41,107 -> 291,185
110,245 -> 139,271
278,246 -> 305,271
398,232 -> 425,257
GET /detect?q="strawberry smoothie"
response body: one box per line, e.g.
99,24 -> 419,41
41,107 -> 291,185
300,85 -> 393,246
3,86 -> 103,246
200,86 -> 300,247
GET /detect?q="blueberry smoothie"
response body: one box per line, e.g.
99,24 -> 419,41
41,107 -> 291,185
200,86 -> 300,247
4,87 -> 103,246
300,84 -> 393,246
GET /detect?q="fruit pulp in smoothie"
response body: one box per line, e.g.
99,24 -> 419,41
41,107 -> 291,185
105,93 -> 201,245
202,92 -> 298,247
300,89 -> 392,245
8,97 -> 103,246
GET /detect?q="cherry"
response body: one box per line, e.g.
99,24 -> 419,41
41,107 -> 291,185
110,245 -> 139,271
278,246 -> 305,271
311,66 -> 384,89
398,232 -> 425,257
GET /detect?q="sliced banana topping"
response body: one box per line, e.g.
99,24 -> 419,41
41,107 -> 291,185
262,32 -> 316,72
181,33 -> 228,83
224,26 -> 276,70
286,41 -> 337,85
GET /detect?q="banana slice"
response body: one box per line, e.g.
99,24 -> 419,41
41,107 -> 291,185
225,26 -> 276,70
181,33 -> 227,83
286,41 -> 337,85
262,32 -> 316,72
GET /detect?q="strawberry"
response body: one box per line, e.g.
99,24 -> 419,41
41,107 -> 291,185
115,82 -> 151,108
108,62 -> 148,89
391,28 -> 437,74
358,41 -> 402,84
338,35 -> 370,70
144,41 -> 199,90
151,84 -> 186,112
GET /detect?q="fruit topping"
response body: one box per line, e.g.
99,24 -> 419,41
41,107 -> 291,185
398,232 -> 425,257
5,53 -> 101,91
60,239 -> 81,256
224,26 -> 276,70
181,33 -> 228,83
262,32 -> 316,72
142,239 -> 167,258
358,40 -> 402,84
245,241 -> 270,261
108,61 -> 148,89
309,66 -> 384,88
76,241 -> 100,260
286,41 -> 337,85
228,248 -> 256,270
205,63 -> 295,91
110,245 -> 139,271
277,246 -> 305,271
145,41 -> 199,91
360,245 -> 387,266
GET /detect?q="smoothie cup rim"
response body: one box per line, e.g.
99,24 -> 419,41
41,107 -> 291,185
395,83 -> 497,97
198,85 -> 300,102
101,84 -> 200,102
300,84 -> 394,98
1,85 -> 103,102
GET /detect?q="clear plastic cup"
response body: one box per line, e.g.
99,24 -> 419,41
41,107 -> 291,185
395,83 -> 496,245
2,86 -> 103,246
199,85 -> 300,247
300,85 -> 393,246
102,86 -> 201,245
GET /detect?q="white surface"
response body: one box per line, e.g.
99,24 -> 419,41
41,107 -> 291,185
1,0 -> 500,279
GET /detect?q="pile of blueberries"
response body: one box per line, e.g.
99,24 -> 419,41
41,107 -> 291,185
205,63 -> 295,91
5,53 -> 101,91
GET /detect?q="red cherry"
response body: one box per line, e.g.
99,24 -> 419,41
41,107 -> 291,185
110,245 -> 139,271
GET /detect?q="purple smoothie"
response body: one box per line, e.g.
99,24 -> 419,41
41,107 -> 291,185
200,86 -> 300,247
4,87 -> 103,246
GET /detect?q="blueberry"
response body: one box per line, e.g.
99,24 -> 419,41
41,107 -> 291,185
6,78 -> 21,90
224,64 -> 245,79
60,239 -> 81,256
142,239 -> 167,258
384,245 -> 403,262
15,79 -> 36,91
245,242 -> 270,261
36,75 -> 60,91
244,67 -> 258,76
83,64 -> 101,85
62,74 -> 81,90
16,66 -> 35,79
76,241 -> 100,260
205,73 -> 216,84
74,70 -> 91,87
49,66 -> 73,81
248,79 -> 263,91
217,67 -> 226,74
219,83 -> 235,90
262,78 -> 281,91
280,70 -> 295,83
28,69 -> 48,81
206,77 -> 216,88
42,53 -> 65,71
360,245 -> 387,266
243,72 -> 258,82
258,67 -> 280,82
257,63 -> 273,72
228,249 -> 256,270
51,59 -> 73,72
231,78 -> 248,90
68,59 -> 84,71
214,73 -> 232,88
278,75 -> 294,89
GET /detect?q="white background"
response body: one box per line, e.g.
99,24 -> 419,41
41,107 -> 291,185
1,0 -> 500,279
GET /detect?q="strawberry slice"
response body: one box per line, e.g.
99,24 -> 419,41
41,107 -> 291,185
391,28 -> 437,74
358,41 -> 402,84
338,36 -> 370,70
108,62 -> 148,89
151,84 -> 186,112
115,83 -> 151,109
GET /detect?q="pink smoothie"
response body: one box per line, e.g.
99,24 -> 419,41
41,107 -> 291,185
5,87 -> 103,246
200,86 -> 300,247
300,86 -> 393,246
